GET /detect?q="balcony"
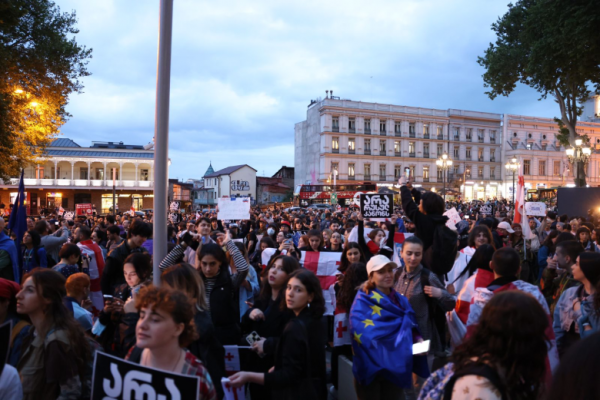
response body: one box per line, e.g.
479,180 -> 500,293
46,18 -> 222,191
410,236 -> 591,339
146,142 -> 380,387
364,129 -> 371,135
437,177 -> 443,183
490,138 -> 496,143
379,175 -> 386,181
332,126 -> 339,132
348,175 -> 355,180
395,152 -> 401,157
453,135 -> 460,141
437,135 -> 443,140
379,150 -> 386,156
409,132 -> 416,138
423,134 -> 430,139
490,158 -> 496,162
349,127 -> 356,133
478,157 -> 484,162
172,194 -> 191,201
380,131 -> 386,136
8,178 -> 153,189
478,138 -> 484,143
348,149 -> 355,154
423,177 -> 429,182
491,174 -> 496,179
466,136 -> 472,141
332,148 -> 339,154
364,149 -> 371,155
364,175 -> 371,180
423,152 -> 429,158
395,130 -> 401,137
409,152 -> 415,158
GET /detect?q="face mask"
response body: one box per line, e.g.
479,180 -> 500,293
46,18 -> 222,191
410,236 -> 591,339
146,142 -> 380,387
267,228 -> 275,236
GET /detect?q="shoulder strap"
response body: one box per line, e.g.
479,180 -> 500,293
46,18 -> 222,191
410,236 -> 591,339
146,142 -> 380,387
443,363 -> 507,400
11,320 -> 29,345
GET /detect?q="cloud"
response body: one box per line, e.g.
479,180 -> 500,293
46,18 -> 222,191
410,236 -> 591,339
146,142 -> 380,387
56,0 -> 559,179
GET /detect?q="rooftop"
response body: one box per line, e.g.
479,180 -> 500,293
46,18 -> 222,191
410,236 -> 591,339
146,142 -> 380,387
45,137 -> 154,159
204,164 -> 257,178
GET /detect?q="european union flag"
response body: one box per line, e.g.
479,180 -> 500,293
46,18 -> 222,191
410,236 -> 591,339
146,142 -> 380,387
350,287 -> 429,388
8,170 -> 27,283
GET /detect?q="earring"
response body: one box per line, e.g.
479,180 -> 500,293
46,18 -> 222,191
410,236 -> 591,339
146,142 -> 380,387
307,302 -> 311,308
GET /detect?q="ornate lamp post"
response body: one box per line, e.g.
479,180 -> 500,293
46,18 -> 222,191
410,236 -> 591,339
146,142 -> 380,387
505,156 -> 520,204
566,138 -> 592,187
436,152 -> 453,202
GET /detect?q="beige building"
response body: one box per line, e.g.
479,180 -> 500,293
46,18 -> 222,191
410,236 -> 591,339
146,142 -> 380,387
203,164 -> 257,202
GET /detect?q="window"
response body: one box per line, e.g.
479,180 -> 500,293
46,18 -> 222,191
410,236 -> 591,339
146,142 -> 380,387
466,129 -> 472,141
524,160 -> 531,175
394,121 -> 401,135
364,139 -> 371,154
364,164 -> 371,179
526,143 -> 532,150
364,119 -> 371,133
539,160 -> 546,176
478,148 -> 483,161
409,123 -> 416,137
379,165 -> 386,180
478,129 -> 484,142
380,121 -> 386,135
554,161 -> 561,176
332,137 -> 339,153
348,163 -> 355,178
379,140 -> 386,155
437,126 -> 443,139
490,166 -> 496,179
490,130 -> 496,143
454,128 -> 460,141
466,166 -> 472,178
423,124 -> 430,138
423,143 -> 430,158
349,118 -> 356,133
437,143 -> 443,156
394,165 -> 401,179
454,165 -> 460,176
478,166 -> 483,178
409,165 -> 415,178
80,168 -> 88,180
466,147 -> 472,159
332,117 -> 339,132
437,169 -> 443,180
394,140 -> 401,155
423,166 -> 429,180
331,163 -> 339,175
454,146 -> 459,158
348,138 -> 355,154
409,141 -> 415,157
490,149 -> 495,162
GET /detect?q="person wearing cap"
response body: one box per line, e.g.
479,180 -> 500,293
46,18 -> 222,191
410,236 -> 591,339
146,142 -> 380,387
349,254 -> 428,398
554,252 -> 600,355
279,220 -> 292,235
492,221 -> 514,249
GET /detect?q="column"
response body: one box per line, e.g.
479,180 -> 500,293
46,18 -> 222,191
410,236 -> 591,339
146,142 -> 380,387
71,162 -> 74,183
135,163 -> 139,186
103,162 -> 107,186
119,162 -> 123,182
87,161 -> 91,186
54,161 -> 58,184
150,163 -> 154,187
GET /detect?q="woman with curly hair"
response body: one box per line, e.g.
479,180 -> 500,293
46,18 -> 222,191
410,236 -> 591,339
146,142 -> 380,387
419,290 -> 549,400
125,286 -> 217,400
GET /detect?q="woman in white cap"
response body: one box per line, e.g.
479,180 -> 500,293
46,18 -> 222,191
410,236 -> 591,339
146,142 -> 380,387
349,254 -> 429,399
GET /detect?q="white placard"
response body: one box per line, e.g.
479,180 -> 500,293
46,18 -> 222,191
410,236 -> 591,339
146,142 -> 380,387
525,202 -> 546,216
217,198 -> 250,220
63,211 -> 75,220
443,207 -> 461,228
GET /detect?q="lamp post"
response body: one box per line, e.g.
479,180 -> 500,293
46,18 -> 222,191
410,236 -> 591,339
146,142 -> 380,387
436,152 -> 453,202
566,138 -> 592,188
505,156 -> 520,204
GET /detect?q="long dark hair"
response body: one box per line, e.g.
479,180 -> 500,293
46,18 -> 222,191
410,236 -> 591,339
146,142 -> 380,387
541,230 -> 559,253
339,242 -> 366,273
24,269 -> 90,370
453,244 -> 495,284
258,255 -> 300,304
197,243 -> 228,278
284,269 -> 325,318
124,252 -> 152,283
336,262 -> 368,312
467,225 -> 493,249
452,290 -> 548,399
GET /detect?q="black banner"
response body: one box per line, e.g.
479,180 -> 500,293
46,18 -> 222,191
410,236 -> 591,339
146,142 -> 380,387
478,204 -> 494,215
360,193 -> 393,219
91,351 -> 199,400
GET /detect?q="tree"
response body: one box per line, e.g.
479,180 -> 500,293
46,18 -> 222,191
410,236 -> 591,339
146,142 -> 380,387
478,0 -> 600,187
0,0 -> 92,181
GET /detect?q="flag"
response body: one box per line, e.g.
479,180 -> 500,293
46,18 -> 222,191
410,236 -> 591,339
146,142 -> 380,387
347,225 -> 413,267
8,170 -> 27,282
58,206 -> 65,216
130,206 -> 135,216
221,378 -> 246,400
223,345 -> 240,372
333,310 -> 351,346
350,288 -> 429,387
77,240 -> 105,318
514,175 -> 535,240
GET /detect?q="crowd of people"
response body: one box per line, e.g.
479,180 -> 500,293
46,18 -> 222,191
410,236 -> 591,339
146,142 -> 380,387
0,178 -> 598,400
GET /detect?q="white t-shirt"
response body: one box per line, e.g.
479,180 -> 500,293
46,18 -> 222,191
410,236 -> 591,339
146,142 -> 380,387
0,364 -> 23,400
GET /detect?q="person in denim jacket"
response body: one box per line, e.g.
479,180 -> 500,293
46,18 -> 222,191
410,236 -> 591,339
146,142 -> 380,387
553,252 -> 600,355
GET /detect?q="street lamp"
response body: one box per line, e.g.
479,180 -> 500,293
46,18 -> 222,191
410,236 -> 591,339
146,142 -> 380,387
436,152 -> 453,202
566,138 -> 592,187
505,156 -> 520,204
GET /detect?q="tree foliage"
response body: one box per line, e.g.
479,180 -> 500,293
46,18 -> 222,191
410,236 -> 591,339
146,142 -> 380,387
0,0 -> 92,181
478,0 -> 600,183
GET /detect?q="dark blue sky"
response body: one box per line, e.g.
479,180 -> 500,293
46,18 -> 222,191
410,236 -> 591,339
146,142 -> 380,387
57,0 -> 558,179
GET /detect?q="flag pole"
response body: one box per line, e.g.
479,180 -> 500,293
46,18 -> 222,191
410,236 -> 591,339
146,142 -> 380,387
152,0 -> 174,287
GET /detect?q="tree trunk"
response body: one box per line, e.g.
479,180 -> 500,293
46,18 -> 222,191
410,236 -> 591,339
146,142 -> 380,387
554,90 -> 585,186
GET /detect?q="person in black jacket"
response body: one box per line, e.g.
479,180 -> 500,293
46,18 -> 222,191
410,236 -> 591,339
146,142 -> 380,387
240,255 -> 300,399
100,219 -> 151,294
161,263 -> 226,400
197,231 -> 249,345
229,269 -> 327,399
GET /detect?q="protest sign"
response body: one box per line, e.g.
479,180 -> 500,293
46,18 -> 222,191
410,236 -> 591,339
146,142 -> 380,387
218,198 -> 250,220
76,203 -> 93,216
169,201 -> 180,212
91,351 -> 199,400
360,193 -> 393,220
525,202 -> 547,216
443,207 -> 461,229
479,204 -> 494,215
63,211 -> 75,220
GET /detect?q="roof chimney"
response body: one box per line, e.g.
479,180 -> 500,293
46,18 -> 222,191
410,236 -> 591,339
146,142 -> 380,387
330,90 -> 333,98
325,90 -> 329,99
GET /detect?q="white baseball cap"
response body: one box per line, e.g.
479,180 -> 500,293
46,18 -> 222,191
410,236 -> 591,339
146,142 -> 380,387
497,221 -> 515,233
366,254 -> 397,275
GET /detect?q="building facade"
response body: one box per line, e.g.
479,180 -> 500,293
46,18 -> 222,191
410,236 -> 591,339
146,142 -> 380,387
0,138 -> 154,214
203,164 -> 257,202
295,98 -> 503,199
256,177 -> 291,205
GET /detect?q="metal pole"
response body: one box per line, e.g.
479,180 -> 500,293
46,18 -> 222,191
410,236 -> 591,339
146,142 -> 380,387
112,168 -> 116,216
512,171 -> 515,204
152,0 -> 174,287
443,167 -> 446,203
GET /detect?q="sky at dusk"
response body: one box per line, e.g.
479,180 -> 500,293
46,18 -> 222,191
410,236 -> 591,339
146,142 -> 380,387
56,0 -> 558,180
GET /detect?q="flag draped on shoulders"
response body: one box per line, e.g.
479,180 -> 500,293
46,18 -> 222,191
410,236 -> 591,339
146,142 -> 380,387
77,240 -> 105,317
350,287 -> 428,388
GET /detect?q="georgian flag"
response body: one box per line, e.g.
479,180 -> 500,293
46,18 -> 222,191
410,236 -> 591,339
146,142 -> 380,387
333,311 -> 351,347
223,345 -> 241,372
347,225 -> 413,267
222,378 -> 246,400
514,175 -> 535,240
58,206 -> 65,216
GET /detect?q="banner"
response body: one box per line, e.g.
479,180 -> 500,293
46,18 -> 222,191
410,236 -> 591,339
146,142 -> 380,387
217,198 -> 250,220
91,351 -> 200,400
525,202 -> 546,216
360,193 -> 393,220
76,203 -> 93,216
63,211 -> 75,221
478,204 -> 494,215
443,207 -> 461,229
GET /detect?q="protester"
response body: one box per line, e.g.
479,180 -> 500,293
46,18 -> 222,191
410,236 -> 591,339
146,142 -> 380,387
22,229 -> 47,273
0,278 -> 29,366
16,269 -> 91,400
356,213 -> 396,260
52,243 -> 82,279
76,225 -> 105,315
35,219 -> 69,266
419,291 -> 550,400
542,240 -> 584,314
0,217 -> 19,281
64,273 -> 94,332
446,225 -> 494,294
537,230 -> 559,280
229,269 -> 327,399
125,286 -> 217,400
106,225 -> 123,252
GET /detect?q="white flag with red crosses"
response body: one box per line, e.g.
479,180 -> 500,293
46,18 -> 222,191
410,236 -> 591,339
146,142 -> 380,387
223,345 -> 240,372
333,312 -> 351,346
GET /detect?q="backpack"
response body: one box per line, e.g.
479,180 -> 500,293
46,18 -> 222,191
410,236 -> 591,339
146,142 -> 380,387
423,223 -> 458,276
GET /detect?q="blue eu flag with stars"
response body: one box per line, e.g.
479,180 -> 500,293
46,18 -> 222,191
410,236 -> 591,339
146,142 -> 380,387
350,287 -> 429,388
